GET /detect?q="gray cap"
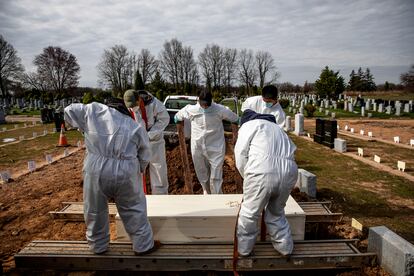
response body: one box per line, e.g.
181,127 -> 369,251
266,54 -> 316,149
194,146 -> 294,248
123,89 -> 138,108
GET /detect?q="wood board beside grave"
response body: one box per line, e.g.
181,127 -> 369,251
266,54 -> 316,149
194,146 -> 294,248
116,194 -> 305,243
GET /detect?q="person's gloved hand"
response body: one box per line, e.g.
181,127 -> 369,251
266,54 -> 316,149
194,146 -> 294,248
174,115 -> 182,124
148,130 -> 162,141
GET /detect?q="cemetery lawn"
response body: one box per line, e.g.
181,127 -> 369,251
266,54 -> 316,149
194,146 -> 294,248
0,129 -> 83,175
291,135 -> 414,243
0,123 -> 56,145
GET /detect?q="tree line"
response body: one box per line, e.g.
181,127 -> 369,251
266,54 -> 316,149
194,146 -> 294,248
1,34 -> 413,103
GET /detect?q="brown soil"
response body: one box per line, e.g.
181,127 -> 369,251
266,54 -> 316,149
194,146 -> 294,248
0,141 -> 386,275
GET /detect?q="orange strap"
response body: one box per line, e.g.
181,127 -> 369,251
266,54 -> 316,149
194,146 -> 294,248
139,100 -> 148,130
129,108 -> 147,194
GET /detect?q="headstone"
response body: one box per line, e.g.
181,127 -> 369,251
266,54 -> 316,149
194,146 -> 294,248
365,101 -> 370,111
314,119 -> 337,148
373,102 -> 377,112
395,105 -> 401,116
378,103 -> 384,113
0,170 -> 11,182
361,107 -> 365,117
325,110 -> 330,116
46,154 -> 53,164
64,149 -> 70,157
331,112 -> 335,118
394,136 -> 400,143
367,113 -> 372,118
348,103 -> 353,112
351,128 -> 354,133
368,226 -> 414,276
294,113 -> 304,136
319,107 -> 323,113
345,125 -> 349,131
368,131 -> 373,138
374,155 -> 381,163
296,169 -> 317,197
404,103 -> 410,113
358,148 -> 363,157
386,106 -> 391,114
344,100 -> 348,111
334,138 -> 346,153
285,116 -> 292,132
360,130 -> 364,136
411,139 -> 414,147
288,107 -> 292,113
28,161 -> 36,172
397,161 -> 406,172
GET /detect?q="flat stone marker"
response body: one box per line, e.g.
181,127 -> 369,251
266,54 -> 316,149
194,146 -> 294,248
397,161 -> 406,172
345,125 -> 349,131
350,128 -> 355,133
28,161 -> 36,173
360,130 -> 364,136
368,226 -> 414,276
374,155 -> 381,163
64,149 -> 69,157
410,139 -> 414,147
358,147 -> 364,157
394,136 -> 400,143
368,131 -> 373,138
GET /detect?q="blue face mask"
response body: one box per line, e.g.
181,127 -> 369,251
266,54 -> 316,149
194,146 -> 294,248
201,106 -> 212,113
265,102 -> 274,108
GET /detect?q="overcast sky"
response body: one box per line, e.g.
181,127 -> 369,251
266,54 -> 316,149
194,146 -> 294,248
1,0 -> 413,87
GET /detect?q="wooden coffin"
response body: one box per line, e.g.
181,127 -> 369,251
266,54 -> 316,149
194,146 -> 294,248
116,194 -> 305,243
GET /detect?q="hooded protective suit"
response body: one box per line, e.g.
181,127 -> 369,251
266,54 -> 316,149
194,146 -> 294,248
64,102 -> 154,254
130,93 -> 170,194
234,112 -> 298,256
174,103 -> 239,194
241,96 -> 286,128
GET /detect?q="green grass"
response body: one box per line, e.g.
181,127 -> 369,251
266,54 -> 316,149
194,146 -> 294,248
290,135 -> 414,242
0,123 -> 57,145
8,108 -> 41,116
0,129 -> 83,169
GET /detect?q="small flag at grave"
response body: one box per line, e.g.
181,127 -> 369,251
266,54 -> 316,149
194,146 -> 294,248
28,161 -> 36,172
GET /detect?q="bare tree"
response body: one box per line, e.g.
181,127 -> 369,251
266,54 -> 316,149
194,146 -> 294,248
223,48 -> 238,94
400,64 -> 414,91
256,51 -> 279,88
97,45 -> 133,97
33,46 -> 80,96
23,72 -> 50,92
159,38 -> 197,93
159,38 -> 183,92
198,44 -> 225,91
238,49 -> 257,96
138,49 -> 158,85
0,35 -> 24,98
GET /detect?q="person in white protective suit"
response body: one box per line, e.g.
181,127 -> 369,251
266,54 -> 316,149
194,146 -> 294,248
123,90 -> 170,194
234,109 -> 298,256
64,98 -> 158,255
174,90 -> 239,194
241,84 -> 286,128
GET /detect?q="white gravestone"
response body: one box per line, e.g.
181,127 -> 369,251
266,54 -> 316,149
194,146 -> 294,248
285,116 -> 292,132
374,155 -> 381,163
394,136 -> 400,143
361,107 -> 365,117
358,148 -> 364,157
295,169 -> 317,197
334,138 -> 347,153
368,132 -> 373,138
378,104 -> 383,113
360,130 -> 364,136
397,161 -> 406,172
345,125 -> 349,131
28,161 -> 36,172
294,113 -> 305,136
350,128 -> 355,133
410,139 -> 414,147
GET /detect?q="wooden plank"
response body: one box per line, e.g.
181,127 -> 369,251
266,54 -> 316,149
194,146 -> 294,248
299,202 -> 343,223
15,240 -> 375,272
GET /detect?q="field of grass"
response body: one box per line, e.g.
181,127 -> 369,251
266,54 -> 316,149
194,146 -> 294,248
345,91 -> 414,101
290,135 -> 414,243
0,123 -> 57,145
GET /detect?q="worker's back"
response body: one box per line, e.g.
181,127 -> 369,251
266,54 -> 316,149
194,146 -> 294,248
236,119 -> 296,174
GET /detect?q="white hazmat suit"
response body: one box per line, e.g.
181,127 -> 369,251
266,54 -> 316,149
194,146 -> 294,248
64,102 -> 154,254
175,103 -> 239,194
131,94 -> 170,194
241,96 -> 286,128
235,117 -> 298,256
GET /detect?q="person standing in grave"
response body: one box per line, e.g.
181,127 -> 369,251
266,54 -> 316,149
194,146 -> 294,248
241,85 -> 286,129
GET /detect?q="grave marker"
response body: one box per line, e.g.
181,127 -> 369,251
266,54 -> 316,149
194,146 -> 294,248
394,136 -> 400,143
350,128 -> 354,133
397,161 -> 406,172
368,131 -> 373,138
410,139 -> 414,147
374,155 -> 381,163
46,154 -> 53,164
345,125 -> 349,131
28,161 -> 36,172
334,138 -> 346,153
0,171 -> 11,182
64,149 -> 69,157
32,132 -> 37,138
358,148 -> 364,157
360,130 -> 364,136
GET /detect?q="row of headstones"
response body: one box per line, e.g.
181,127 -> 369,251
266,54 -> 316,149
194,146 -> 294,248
0,97 -> 79,110
342,124 -> 414,146
284,114 -> 305,136
356,147 -> 407,172
0,121 -> 38,132
0,141 -> 83,183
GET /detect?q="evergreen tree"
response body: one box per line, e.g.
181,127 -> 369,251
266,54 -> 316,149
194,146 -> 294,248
364,68 -> 376,91
314,66 -> 345,99
347,70 -> 359,91
134,70 -> 145,90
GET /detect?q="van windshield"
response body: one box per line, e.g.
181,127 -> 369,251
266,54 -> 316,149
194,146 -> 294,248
165,99 -> 197,109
